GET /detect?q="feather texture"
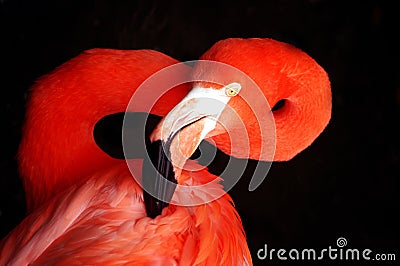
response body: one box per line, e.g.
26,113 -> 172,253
0,161 -> 251,265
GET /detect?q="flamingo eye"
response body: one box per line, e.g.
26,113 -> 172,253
224,82 -> 241,97
225,88 -> 238,97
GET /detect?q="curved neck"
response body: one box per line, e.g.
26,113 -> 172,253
18,49 -> 187,212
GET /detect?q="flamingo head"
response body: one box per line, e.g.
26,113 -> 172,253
146,38 -> 331,217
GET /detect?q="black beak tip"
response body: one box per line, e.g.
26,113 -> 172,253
143,192 -> 169,219
143,140 -> 177,218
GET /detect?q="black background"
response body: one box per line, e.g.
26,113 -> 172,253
1,0 -> 399,265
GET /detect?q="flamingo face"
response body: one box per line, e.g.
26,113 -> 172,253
150,82 -> 242,172
157,82 -> 241,142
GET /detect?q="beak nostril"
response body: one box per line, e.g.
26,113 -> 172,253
271,99 -> 286,112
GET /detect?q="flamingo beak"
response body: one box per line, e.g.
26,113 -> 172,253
143,83 -> 241,218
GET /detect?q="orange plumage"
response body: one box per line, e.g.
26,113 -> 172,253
17,48 -> 190,212
0,38 -> 331,265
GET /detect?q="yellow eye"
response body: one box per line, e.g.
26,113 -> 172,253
225,87 -> 238,97
224,82 -> 241,97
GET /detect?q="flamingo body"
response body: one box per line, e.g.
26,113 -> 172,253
1,161 -> 250,265
1,38 -> 331,265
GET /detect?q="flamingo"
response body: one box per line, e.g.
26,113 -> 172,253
0,38 -> 331,265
